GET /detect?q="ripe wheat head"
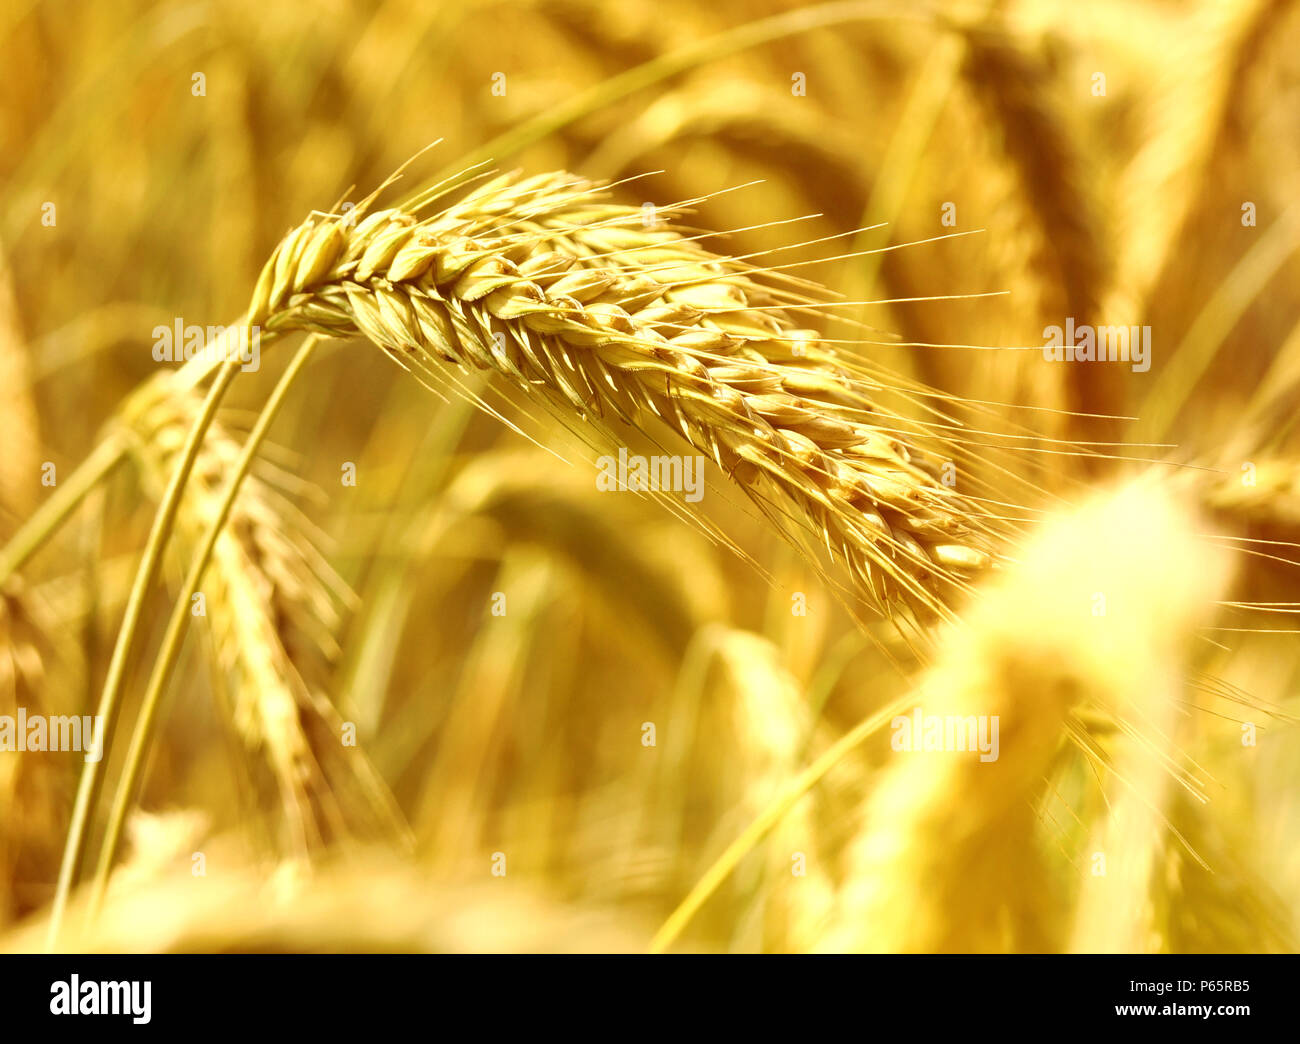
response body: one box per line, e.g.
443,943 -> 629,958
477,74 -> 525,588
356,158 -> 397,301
248,169 -> 1003,624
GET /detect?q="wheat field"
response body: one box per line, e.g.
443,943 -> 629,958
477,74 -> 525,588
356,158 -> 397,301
1,0 -> 1298,955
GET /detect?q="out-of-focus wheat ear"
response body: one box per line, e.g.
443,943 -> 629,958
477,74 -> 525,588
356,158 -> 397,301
0,579 -> 62,926
248,169 -> 1007,628
1105,0 -> 1291,326
2,856 -> 658,954
584,83 -> 867,212
414,549 -> 559,861
0,240 -> 41,526
1067,695 -> 1295,953
1067,692 -> 1182,953
118,373 -> 401,852
821,480 -> 1232,953
430,449 -> 725,655
958,25 -> 1118,437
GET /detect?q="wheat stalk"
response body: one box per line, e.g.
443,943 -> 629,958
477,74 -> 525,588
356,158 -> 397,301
247,169 -> 999,623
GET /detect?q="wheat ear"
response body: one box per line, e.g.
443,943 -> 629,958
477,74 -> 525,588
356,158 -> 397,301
247,170 -> 998,623
117,371 -> 398,854
0,579 -> 60,925
822,479 -> 1232,953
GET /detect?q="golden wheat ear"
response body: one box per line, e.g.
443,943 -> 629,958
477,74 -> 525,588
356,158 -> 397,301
244,169 -> 1007,627
117,374 -> 403,852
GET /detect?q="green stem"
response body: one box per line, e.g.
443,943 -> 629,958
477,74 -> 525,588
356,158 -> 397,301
45,356 -> 242,951
86,337 -> 322,917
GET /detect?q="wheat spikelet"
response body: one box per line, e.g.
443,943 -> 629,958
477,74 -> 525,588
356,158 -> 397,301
117,375 -> 399,852
247,169 -> 1002,624
820,479 -> 1232,953
1104,0 -> 1290,323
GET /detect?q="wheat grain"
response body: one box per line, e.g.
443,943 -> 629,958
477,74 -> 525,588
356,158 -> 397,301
247,169 -> 1000,624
